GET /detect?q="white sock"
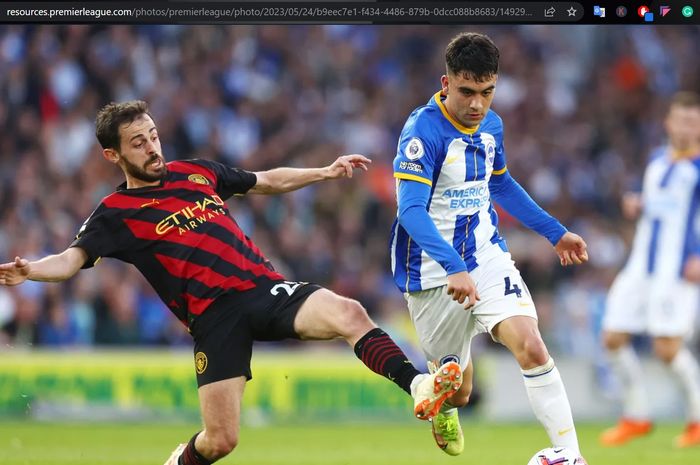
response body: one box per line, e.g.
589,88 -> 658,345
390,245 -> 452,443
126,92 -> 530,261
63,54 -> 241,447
607,345 -> 649,420
670,347 -> 700,422
410,373 -> 427,398
522,358 -> 580,456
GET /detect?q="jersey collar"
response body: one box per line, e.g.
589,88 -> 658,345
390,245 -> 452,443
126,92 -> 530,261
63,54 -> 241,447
670,147 -> 700,161
433,91 -> 479,135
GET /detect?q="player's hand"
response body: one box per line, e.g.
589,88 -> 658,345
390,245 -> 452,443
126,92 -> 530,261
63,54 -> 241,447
324,154 -> 371,179
554,232 -> 588,266
446,271 -> 480,310
0,256 -> 31,286
683,255 -> 700,284
621,192 -> 642,220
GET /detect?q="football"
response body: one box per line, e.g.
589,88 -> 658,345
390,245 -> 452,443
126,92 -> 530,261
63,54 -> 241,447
526,447 -> 587,465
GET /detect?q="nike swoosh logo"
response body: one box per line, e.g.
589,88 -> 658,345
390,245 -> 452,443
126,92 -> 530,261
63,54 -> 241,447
557,427 -> 574,436
518,302 -> 532,307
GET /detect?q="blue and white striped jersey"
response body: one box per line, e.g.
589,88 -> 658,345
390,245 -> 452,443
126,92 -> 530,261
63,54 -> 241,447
625,147 -> 700,279
390,91 -> 509,293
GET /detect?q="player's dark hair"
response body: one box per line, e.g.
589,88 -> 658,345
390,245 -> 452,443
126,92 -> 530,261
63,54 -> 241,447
670,91 -> 700,110
95,100 -> 153,151
445,32 -> 499,81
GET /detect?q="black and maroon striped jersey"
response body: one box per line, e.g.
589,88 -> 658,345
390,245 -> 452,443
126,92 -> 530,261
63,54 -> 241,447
71,159 -> 284,327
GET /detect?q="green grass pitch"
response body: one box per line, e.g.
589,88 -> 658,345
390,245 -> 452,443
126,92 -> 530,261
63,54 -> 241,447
0,421 -> 698,464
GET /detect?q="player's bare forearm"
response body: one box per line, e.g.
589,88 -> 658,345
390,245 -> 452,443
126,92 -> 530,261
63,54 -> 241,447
0,247 -> 87,285
250,154 -> 371,194
249,167 -> 327,194
29,248 -> 87,281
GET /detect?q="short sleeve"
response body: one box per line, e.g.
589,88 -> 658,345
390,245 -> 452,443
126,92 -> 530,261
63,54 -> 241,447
393,111 -> 440,187
185,159 -> 257,200
70,204 -> 118,269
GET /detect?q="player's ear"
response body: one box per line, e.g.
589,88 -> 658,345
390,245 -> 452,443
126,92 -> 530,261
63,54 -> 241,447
440,75 -> 449,95
103,148 -> 119,165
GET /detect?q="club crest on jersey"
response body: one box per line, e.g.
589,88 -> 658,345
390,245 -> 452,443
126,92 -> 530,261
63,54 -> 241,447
188,174 -> 210,185
195,352 -> 208,374
405,137 -> 425,161
483,136 -> 496,168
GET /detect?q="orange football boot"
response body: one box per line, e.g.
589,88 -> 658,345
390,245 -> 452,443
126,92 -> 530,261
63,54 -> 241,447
674,422 -> 700,448
600,418 -> 653,446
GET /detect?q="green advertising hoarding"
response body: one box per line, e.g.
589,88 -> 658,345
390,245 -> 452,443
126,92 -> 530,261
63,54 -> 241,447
0,349 -> 412,422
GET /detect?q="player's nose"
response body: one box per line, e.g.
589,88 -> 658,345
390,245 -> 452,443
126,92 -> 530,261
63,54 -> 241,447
145,140 -> 157,154
469,98 -> 483,111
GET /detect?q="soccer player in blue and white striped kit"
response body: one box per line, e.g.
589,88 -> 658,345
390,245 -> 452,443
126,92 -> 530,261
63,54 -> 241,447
390,32 -> 588,459
600,91 -> 700,448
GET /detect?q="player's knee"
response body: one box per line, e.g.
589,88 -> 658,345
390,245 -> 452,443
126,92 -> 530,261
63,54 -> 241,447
652,340 -> 679,365
334,298 -> 372,335
602,331 -> 628,351
206,431 -> 239,459
518,336 -> 549,368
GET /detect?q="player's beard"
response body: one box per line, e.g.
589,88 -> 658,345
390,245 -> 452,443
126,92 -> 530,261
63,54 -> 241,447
122,154 -> 168,183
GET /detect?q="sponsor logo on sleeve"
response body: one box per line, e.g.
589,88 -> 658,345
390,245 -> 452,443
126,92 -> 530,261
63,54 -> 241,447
399,161 -> 424,174
404,137 -> 425,161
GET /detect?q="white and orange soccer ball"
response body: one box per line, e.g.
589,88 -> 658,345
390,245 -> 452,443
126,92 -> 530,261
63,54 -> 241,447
526,447 -> 587,465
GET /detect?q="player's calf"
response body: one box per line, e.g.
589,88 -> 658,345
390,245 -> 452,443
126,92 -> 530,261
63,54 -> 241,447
353,327 -> 423,395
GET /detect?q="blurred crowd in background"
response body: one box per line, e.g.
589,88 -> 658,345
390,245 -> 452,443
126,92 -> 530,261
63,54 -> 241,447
0,25 -> 699,364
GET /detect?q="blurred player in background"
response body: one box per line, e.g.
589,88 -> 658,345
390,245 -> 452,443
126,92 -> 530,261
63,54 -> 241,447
600,91 -> 700,448
0,101 -> 462,465
390,32 -> 588,459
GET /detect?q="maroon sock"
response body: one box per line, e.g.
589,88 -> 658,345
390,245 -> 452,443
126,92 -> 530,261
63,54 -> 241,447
353,328 -> 421,395
178,433 -> 213,465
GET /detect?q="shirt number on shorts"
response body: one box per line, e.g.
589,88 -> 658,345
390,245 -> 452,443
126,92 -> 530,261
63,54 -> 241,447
503,277 -> 523,298
271,281 -> 305,296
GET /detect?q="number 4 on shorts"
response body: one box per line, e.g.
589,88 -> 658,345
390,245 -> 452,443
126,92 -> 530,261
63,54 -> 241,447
503,276 -> 522,298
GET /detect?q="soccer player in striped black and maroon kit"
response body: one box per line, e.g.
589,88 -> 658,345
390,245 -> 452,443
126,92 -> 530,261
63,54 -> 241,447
0,100 -> 462,465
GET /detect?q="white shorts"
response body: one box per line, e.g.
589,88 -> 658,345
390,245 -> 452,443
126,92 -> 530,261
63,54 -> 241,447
405,252 -> 537,371
603,271 -> 699,338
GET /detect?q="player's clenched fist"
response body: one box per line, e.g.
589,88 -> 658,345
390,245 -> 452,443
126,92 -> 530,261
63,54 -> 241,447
446,271 -> 481,310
